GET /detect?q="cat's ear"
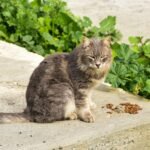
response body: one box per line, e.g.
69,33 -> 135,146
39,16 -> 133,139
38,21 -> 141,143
101,37 -> 111,47
82,37 -> 92,49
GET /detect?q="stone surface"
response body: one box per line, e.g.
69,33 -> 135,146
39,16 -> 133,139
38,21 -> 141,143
0,41 -> 43,113
67,0 -> 150,42
0,89 -> 150,150
0,41 -> 150,150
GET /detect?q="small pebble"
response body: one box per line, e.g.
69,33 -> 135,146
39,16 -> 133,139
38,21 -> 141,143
18,131 -> 22,134
59,146 -> 63,149
131,139 -> 135,143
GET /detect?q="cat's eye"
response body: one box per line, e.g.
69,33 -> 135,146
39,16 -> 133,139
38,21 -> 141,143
88,56 -> 95,61
102,57 -> 107,62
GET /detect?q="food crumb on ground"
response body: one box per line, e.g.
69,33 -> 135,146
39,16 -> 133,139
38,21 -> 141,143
102,102 -> 142,114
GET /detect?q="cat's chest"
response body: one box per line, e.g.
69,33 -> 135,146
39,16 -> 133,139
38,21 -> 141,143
90,77 -> 105,88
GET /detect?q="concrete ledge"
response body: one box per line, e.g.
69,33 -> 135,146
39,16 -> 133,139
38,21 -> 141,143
1,88 -> 150,150
0,41 -> 150,150
65,124 -> 150,150
0,41 -> 43,113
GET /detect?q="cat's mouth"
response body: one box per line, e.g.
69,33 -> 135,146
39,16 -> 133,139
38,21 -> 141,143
89,64 -> 104,70
78,63 -> 105,72
95,64 -> 100,68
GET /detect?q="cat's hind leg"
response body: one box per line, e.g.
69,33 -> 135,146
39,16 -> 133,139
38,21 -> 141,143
28,84 -> 77,123
64,99 -> 77,120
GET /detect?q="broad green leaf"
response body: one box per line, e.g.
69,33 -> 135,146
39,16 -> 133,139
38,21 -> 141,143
86,26 -> 99,37
138,57 -> 150,65
71,31 -> 82,43
38,17 -> 45,26
34,45 -> 45,56
22,35 -> 33,42
131,45 -> 140,53
106,73 -> 119,87
108,62 -> 128,87
81,16 -> 92,28
143,44 -> 150,58
128,36 -> 142,44
0,30 -> 8,39
113,43 -> 135,61
49,49 -> 56,54
144,38 -> 150,44
112,30 -> 122,41
146,66 -> 150,73
22,35 -> 34,45
143,79 -> 150,93
2,11 -> 11,17
10,34 -> 19,42
99,16 -> 116,33
41,32 -> 53,42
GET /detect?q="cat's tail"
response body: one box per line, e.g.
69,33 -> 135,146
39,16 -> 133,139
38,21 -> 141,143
0,113 -> 30,123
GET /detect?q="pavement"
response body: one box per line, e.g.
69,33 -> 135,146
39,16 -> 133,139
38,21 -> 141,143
67,0 -> 150,42
0,41 -> 150,150
0,41 -> 43,113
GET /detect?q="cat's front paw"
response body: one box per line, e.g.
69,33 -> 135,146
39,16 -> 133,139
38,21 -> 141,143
68,112 -> 78,120
90,102 -> 97,110
81,112 -> 95,123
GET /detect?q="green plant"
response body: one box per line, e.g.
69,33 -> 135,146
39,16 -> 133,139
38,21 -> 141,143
0,0 -> 149,99
0,0 -> 120,56
106,37 -> 150,99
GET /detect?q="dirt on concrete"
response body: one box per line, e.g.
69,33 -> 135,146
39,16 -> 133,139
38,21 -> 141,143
65,123 -> 150,150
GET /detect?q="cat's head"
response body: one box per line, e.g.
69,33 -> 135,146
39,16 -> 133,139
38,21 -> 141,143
77,37 -> 112,72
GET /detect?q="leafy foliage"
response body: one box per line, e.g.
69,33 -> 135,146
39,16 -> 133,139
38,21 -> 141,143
0,0 -> 120,55
0,0 -> 149,99
106,37 -> 150,99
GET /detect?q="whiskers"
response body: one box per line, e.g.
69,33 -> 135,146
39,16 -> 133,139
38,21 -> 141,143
77,61 -> 111,80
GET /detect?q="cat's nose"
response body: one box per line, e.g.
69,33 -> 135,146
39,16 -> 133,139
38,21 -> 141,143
96,63 -> 100,68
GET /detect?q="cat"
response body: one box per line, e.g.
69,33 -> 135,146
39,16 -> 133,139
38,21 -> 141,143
0,37 -> 112,123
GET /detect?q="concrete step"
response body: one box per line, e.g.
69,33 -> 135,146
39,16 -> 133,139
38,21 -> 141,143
0,41 -> 150,150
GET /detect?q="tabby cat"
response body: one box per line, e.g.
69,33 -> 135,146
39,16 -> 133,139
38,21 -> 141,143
0,37 -> 112,123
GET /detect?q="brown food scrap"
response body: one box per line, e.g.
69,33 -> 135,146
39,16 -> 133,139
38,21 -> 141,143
106,103 -> 113,110
120,102 -> 131,106
104,102 -> 142,114
106,111 -> 112,114
113,105 -> 124,113
121,103 -> 142,114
